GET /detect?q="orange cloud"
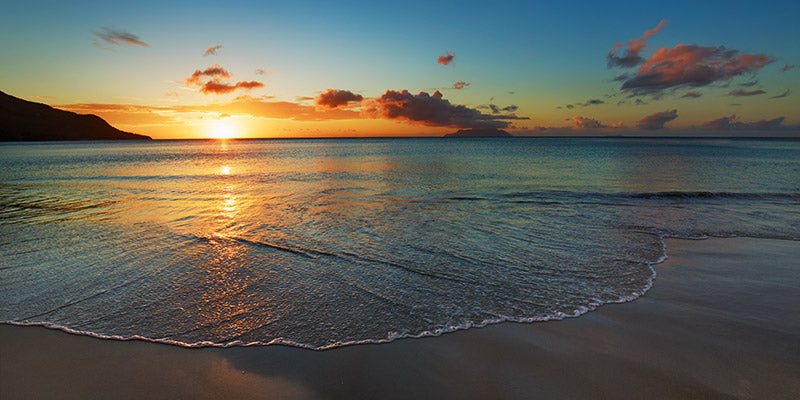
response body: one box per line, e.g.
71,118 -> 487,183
314,89 -> 364,109
438,51 -> 455,65
452,81 -> 470,90
203,45 -> 222,56
607,20 -> 668,67
185,64 -> 231,85
200,80 -> 265,95
638,109 -> 678,130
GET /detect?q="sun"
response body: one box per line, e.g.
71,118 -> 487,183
209,119 -> 237,139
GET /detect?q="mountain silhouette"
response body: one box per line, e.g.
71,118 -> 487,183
1,91 -> 151,141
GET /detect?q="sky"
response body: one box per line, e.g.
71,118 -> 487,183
1,0 -> 798,139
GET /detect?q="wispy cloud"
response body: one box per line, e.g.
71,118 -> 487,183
728,89 -> 766,96
93,27 -> 149,48
255,68 -> 276,75
770,89 -> 790,99
203,45 -> 222,56
199,81 -> 264,95
702,115 -> 787,130
681,92 -> 702,98
607,20 -> 668,67
363,90 -> 527,129
315,89 -> 364,109
637,109 -> 678,130
452,81 -> 470,90
438,51 -> 455,66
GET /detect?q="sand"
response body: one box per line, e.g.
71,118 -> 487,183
2,237 -> 799,399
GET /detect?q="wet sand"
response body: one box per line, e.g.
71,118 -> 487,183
2,237 -> 799,399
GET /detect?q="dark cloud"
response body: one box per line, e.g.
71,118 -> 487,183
682,92 -> 702,98
571,116 -> 607,129
93,27 -> 149,48
185,64 -> 231,85
502,105 -> 518,112
783,64 -> 796,72
203,45 -> 222,56
619,45 -> 774,97
363,90 -> 527,129
607,20 -> 668,67
185,64 -> 264,95
702,115 -> 786,130
728,89 -> 766,96
738,80 -> 758,87
634,99 -> 647,105
438,51 -> 455,66
315,89 -> 364,109
452,81 -> 470,90
770,89 -> 790,99
200,80 -> 265,95
637,109 -> 678,130
565,104 -> 574,109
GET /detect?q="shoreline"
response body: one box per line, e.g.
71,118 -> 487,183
2,237 -> 799,399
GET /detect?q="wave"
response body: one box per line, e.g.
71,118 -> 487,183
629,191 -> 800,200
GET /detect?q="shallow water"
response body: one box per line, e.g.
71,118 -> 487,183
1,138 -> 798,349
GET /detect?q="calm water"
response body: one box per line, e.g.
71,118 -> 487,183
1,138 -> 798,349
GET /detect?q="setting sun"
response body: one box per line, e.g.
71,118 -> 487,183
209,119 -> 237,139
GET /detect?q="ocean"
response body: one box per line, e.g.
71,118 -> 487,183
1,138 -> 798,350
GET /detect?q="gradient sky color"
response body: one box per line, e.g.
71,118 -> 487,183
1,0 -> 798,139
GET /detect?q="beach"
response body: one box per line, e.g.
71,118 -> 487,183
2,237 -> 798,399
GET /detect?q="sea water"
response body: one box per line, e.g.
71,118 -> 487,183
1,138 -> 798,349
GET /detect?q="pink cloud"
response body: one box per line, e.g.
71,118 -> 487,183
607,20 -> 668,67
452,81 -> 470,90
702,115 -> 786,130
637,109 -> 678,130
620,45 -> 773,97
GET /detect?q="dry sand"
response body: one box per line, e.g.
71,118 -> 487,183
2,237 -> 799,399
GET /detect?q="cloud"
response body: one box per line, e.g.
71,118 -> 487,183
565,104 -> 574,109
203,45 -> 222,56
184,64 -> 264,95
783,64 -> 796,72
618,45 -> 774,97
452,81 -> 470,90
185,64 -> 231,85
93,27 -> 149,48
728,89 -> 766,96
738,80 -> 758,87
571,116 -> 607,129
315,89 -> 364,109
438,51 -> 455,65
255,68 -> 275,75
607,20 -> 668,67
681,92 -> 702,98
483,104 -> 519,114
702,115 -> 787,130
362,90 -> 527,129
637,109 -> 678,130
200,81 -> 265,95
770,89 -> 790,99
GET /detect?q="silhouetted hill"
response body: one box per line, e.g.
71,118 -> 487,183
444,128 -> 513,137
0,91 -> 151,141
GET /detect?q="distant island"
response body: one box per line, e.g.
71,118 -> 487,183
444,128 -> 513,137
0,90 -> 151,141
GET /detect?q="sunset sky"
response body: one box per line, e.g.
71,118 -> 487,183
2,0 -> 798,139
